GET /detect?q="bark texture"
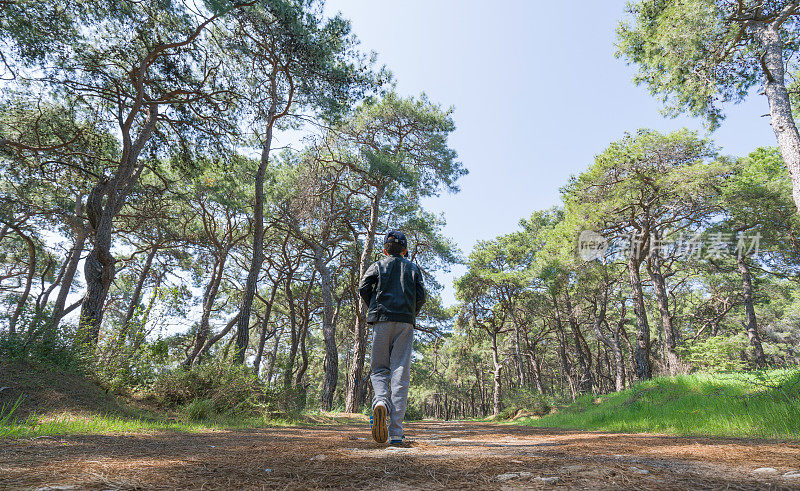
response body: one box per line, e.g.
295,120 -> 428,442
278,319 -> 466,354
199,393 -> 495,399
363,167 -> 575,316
757,22 -> 800,216
737,254 -> 767,367
344,186 -> 384,412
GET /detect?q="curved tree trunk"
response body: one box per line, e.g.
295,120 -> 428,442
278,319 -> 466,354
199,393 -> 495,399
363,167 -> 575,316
197,313 -> 240,361
184,252 -> 228,367
120,245 -> 158,343
50,197 -> 87,335
8,224 -> 36,334
234,81 -> 277,365
79,106 -> 157,345
265,326 -> 283,387
530,345 -> 546,394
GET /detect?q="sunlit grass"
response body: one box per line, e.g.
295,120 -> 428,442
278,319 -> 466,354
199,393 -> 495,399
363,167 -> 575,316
518,369 -> 800,439
0,407 -> 368,438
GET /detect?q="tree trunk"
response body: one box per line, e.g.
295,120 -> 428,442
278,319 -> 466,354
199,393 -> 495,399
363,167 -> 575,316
253,280 -> 280,376
646,246 -> 680,375
293,291 -> 311,388
345,185 -> 384,412
184,252 -> 228,367
611,311 -> 628,391
737,254 -> 767,367
293,273 -> 315,388
592,289 -> 625,392
552,295 -> 577,400
197,313 -> 240,361
120,245 -> 158,342
628,255 -> 652,381
530,345 -> 546,394
565,291 -> 594,393
283,275 -> 298,391
234,86 -> 277,365
509,309 -> 528,388
79,106 -> 157,345
8,224 -> 36,334
490,330 -> 503,416
757,23 -> 800,216
50,197 -> 87,334
475,364 -> 487,416
316,247 -> 338,411
265,325 -> 283,387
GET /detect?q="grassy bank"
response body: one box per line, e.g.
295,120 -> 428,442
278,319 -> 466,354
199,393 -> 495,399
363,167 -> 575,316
0,360 -> 367,438
517,369 -> 800,439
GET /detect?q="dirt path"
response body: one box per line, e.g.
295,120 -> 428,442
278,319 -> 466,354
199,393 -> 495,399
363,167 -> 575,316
3,421 -> 800,490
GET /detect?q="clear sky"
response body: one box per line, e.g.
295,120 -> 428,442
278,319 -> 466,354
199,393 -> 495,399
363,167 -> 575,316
322,0 -> 777,305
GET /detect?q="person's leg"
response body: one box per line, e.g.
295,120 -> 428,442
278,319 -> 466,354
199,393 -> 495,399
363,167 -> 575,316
369,321 -> 392,412
388,322 -> 414,440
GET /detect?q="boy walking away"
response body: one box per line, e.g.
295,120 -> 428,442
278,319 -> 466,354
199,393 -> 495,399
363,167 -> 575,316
358,230 -> 426,446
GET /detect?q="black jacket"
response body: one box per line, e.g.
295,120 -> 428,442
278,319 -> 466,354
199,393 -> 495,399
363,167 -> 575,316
358,254 -> 426,325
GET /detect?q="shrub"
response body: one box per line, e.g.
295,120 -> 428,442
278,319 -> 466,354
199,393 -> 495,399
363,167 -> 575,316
152,360 -> 267,415
678,334 -> 750,372
0,316 -> 91,373
497,406 -> 519,420
184,398 -> 215,421
503,387 -> 552,417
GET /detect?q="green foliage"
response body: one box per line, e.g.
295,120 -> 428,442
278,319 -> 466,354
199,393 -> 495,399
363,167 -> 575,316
504,388 -> 552,417
184,398 -> 216,422
678,334 -> 750,372
152,361 -> 267,415
523,370 -> 800,439
0,322 -> 91,373
403,404 -> 424,421
94,336 -> 170,393
615,1 -> 798,129
496,406 -> 519,421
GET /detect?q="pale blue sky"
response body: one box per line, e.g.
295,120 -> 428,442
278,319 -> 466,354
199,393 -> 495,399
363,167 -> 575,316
323,0 -> 777,305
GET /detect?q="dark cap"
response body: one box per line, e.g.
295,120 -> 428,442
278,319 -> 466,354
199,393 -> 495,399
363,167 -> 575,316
384,230 -> 407,248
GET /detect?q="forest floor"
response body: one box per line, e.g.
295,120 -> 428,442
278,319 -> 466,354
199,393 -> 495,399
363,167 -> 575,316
4,420 -> 800,490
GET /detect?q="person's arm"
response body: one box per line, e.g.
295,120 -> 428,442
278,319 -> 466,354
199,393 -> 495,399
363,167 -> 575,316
358,262 -> 379,306
414,266 -> 426,315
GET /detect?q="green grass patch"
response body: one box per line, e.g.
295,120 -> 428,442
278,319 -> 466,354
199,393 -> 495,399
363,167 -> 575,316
0,409 -> 368,438
517,369 -> 800,440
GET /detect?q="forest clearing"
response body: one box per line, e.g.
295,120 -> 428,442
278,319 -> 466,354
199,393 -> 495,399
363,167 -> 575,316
4,0 -> 800,489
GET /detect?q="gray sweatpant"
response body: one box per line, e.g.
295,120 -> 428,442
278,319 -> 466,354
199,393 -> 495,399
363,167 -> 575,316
370,321 -> 414,439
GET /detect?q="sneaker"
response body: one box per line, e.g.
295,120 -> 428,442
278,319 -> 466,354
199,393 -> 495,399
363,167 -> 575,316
371,403 -> 388,444
388,436 -> 404,446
